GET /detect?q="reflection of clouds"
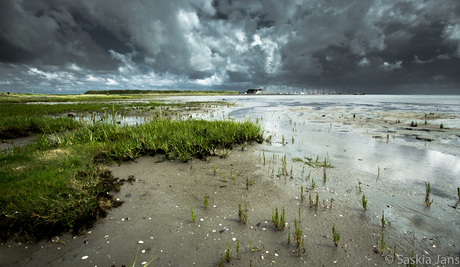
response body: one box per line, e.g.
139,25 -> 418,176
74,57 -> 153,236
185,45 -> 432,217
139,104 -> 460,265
219,95 -> 460,187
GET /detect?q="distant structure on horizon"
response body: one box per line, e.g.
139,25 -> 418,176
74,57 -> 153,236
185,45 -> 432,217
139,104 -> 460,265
245,88 -> 263,94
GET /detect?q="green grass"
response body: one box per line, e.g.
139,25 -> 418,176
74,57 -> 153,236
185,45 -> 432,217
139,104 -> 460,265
0,116 -> 81,139
0,113 -> 263,240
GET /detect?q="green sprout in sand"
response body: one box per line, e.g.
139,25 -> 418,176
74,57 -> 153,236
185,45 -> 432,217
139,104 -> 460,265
204,194 -> 208,210
190,202 -> 195,223
381,211 -> 387,228
425,182 -> 434,207
362,194 -> 368,211
332,224 -> 340,247
225,243 -> 232,262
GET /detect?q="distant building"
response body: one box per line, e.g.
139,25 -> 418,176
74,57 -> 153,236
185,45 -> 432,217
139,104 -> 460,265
246,88 -> 263,94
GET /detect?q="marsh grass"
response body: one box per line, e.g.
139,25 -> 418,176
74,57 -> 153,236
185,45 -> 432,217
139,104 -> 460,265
381,211 -> 387,228
225,243 -> 232,262
1,116 -> 263,240
191,202 -> 196,223
425,182 -> 434,207
362,195 -> 368,211
293,218 -> 305,256
381,230 -> 386,255
332,224 -> 340,247
304,155 -> 333,168
204,194 -> 208,210
0,116 -> 81,139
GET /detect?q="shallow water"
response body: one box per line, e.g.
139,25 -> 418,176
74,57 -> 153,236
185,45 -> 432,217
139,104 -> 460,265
174,94 -> 460,256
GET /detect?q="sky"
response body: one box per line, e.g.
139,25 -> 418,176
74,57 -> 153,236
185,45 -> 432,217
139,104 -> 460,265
0,0 -> 459,94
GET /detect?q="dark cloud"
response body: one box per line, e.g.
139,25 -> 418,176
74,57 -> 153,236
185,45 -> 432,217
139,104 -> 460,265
0,0 -> 459,94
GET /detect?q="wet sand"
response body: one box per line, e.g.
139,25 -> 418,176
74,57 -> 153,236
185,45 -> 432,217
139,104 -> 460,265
1,97 -> 460,266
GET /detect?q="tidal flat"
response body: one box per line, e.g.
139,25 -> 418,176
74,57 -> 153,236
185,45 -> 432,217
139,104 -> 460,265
1,94 -> 460,266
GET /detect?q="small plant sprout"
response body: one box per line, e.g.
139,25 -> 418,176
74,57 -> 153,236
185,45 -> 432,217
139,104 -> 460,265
381,211 -> 387,228
213,164 -> 216,176
246,177 -> 249,189
279,207 -> 286,231
129,247 -> 156,267
282,134 -> 285,144
425,181 -> 434,207
409,250 -> 416,267
221,171 -> 226,182
358,180 -> 362,193
362,194 -> 368,211
191,202 -> 195,223
315,194 -> 319,210
249,175 -> 253,185
204,194 -> 208,210
244,198 -> 248,211
312,178 -> 316,190
236,239 -> 241,260
332,224 -> 340,247
238,202 -> 243,221
440,123 -> 444,129
298,206 -> 301,222
293,218 -> 303,256
378,166 -> 380,176
300,185 -> 305,201
381,230 -> 386,255
309,194 -> 313,208
250,241 -> 261,251
323,167 -> 327,182
219,254 -> 224,267
230,168 -> 233,177
225,243 -> 232,262
457,186 -> 460,200
288,226 -> 291,244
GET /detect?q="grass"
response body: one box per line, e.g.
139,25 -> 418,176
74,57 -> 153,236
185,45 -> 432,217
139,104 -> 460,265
425,182 -> 434,207
292,218 -> 305,256
204,194 -> 208,210
362,194 -> 368,211
0,103 -> 263,240
225,243 -> 232,262
332,224 -> 340,247
381,211 -> 387,228
304,155 -> 333,168
129,247 -> 156,267
0,116 -> 81,139
191,202 -> 195,223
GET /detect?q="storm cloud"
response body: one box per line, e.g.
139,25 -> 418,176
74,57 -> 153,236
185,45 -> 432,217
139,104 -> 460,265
0,0 -> 459,94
